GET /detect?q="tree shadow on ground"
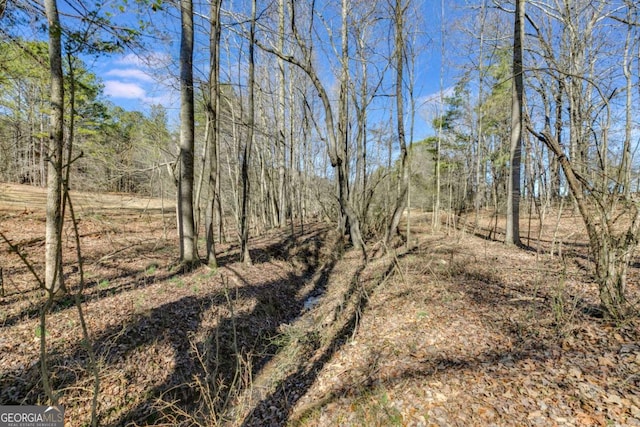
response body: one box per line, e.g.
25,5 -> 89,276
452,213 -> 591,255
239,238 -> 606,425
0,264 -> 182,328
0,223 -> 339,427
214,226 -> 328,269
292,345 -> 553,425
0,233 -> 176,326
108,225 -> 336,425
239,255 -> 386,426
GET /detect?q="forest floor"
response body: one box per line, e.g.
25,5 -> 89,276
1,182 -> 639,426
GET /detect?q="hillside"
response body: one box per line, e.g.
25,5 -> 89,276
1,184 -> 639,426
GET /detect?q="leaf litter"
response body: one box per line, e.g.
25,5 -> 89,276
0,187 -> 638,426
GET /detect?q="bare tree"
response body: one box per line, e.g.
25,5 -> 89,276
432,0 -> 445,231
177,0 -> 198,265
527,0 -> 638,318
385,0 -> 409,245
277,0 -> 287,229
205,0 -> 223,268
240,0 -> 257,264
474,0 -> 489,229
505,0 -> 524,246
44,0 -> 64,295
256,0 -> 367,258
619,1 -> 635,197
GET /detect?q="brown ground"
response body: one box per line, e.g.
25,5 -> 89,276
1,183 -> 639,426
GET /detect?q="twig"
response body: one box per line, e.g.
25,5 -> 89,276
0,231 -> 57,403
65,190 -> 100,427
0,231 -> 44,288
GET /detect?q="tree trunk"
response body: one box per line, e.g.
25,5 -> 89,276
337,0 -> 350,238
385,0 -> 409,246
620,7 -> 633,197
530,127 -> 636,319
593,234 -> 634,319
339,0 -> 366,258
262,0 -> 366,256
433,0 -> 444,232
44,0 -> 65,295
277,0 -> 287,229
240,0 -> 257,265
178,0 -> 198,264
506,0 -> 523,246
205,0 -> 222,268
474,1 -> 487,230
551,79 -> 563,201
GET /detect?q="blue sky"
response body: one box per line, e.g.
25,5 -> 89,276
96,52 -> 178,111
92,0 -> 455,140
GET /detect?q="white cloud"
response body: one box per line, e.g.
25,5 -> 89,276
116,52 -> 171,68
103,80 -> 176,109
116,53 -> 147,67
419,86 -> 456,111
103,81 -> 147,99
104,68 -> 156,83
101,52 -> 175,112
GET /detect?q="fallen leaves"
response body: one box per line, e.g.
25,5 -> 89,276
286,218 -> 640,426
2,200 -> 640,426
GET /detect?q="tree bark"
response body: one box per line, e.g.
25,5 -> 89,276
385,0 -> 409,246
240,0 -> 257,264
178,0 -> 198,264
506,0 -> 523,246
277,0 -> 287,229
44,0 -> 65,295
205,0 -> 222,268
